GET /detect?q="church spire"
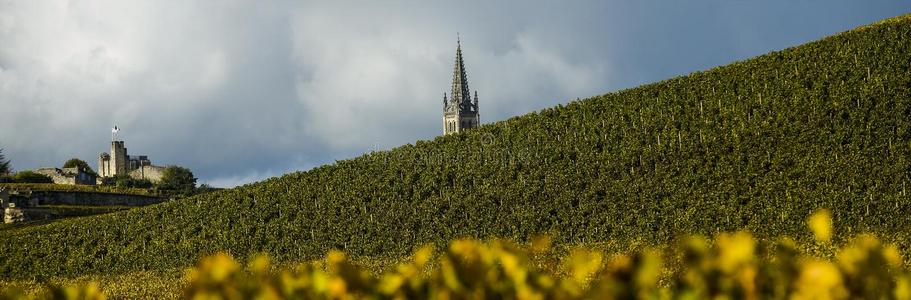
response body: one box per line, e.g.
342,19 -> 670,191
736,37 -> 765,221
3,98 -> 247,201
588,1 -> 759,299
443,36 -> 480,135
451,35 -> 470,109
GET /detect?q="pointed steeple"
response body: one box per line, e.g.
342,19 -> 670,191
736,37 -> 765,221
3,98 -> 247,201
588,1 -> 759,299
442,35 -> 480,135
451,35 -> 471,110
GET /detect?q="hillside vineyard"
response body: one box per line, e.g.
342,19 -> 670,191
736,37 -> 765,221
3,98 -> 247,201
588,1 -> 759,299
0,15 -> 909,279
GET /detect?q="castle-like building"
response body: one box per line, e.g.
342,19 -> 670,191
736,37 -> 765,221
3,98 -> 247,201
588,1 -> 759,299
443,38 -> 480,135
98,141 -> 166,182
33,167 -> 96,185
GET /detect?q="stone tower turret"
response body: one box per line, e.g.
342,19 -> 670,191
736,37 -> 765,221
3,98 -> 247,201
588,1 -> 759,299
98,153 -> 111,177
443,36 -> 480,135
110,141 -> 127,176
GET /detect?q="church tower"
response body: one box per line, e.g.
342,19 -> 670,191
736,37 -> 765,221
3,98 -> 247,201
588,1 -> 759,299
443,36 -> 479,135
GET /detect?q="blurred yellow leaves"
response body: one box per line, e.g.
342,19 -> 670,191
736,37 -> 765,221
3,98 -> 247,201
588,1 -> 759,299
716,232 -> 756,272
565,248 -> 603,283
808,208 -> 833,243
793,260 -> 846,300
173,222 -> 910,300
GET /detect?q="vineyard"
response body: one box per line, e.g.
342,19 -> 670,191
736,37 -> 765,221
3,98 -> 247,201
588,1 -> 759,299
0,13 -> 910,296
3,210 -> 911,299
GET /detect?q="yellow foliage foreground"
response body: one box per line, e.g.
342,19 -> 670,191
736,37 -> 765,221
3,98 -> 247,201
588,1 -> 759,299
3,210 -> 911,299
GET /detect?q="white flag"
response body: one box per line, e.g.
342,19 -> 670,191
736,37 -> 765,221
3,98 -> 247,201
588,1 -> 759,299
112,126 -> 120,133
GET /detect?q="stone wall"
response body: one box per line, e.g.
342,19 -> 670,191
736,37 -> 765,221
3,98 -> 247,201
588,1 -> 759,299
1,188 -> 25,224
2,188 -> 164,223
4,207 -> 24,224
12,206 -> 127,223
129,165 -> 166,183
24,190 -> 164,207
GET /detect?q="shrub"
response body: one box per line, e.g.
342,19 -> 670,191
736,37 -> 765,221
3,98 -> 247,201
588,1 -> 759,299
0,148 -> 10,176
157,166 -> 196,195
62,158 -> 97,176
12,171 -> 53,183
100,175 -> 153,189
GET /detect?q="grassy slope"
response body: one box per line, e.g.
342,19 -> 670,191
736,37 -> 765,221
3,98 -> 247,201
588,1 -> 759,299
1,15 -> 910,280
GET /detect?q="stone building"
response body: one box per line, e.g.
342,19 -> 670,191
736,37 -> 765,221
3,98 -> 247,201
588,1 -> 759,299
98,140 -> 166,183
443,38 -> 480,135
33,167 -> 96,185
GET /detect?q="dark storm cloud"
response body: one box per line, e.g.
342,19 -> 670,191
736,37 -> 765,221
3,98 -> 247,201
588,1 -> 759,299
0,1 -> 908,187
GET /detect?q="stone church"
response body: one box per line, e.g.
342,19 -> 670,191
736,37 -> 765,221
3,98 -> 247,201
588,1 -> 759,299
98,140 -> 166,183
443,38 -> 480,135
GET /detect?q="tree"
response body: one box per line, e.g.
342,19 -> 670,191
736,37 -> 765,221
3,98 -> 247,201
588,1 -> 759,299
195,183 -> 220,194
0,148 -> 11,176
63,158 -> 96,175
101,174 -> 153,189
13,171 -> 53,183
158,166 -> 197,195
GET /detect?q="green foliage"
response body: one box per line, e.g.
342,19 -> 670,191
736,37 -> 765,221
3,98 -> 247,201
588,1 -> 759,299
11,171 -> 53,184
121,178 -> 152,190
5,213 -> 910,299
62,158 -> 96,176
0,183 -> 159,197
177,232 -> 911,299
157,166 -> 196,195
194,183 -> 220,195
0,282 -> 106,300
0,148 -> 10,176
100,175 -> 153,189
0,14 -> 910,281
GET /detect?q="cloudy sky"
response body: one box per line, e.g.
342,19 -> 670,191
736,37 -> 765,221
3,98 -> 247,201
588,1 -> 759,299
1,1 -> 908,187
